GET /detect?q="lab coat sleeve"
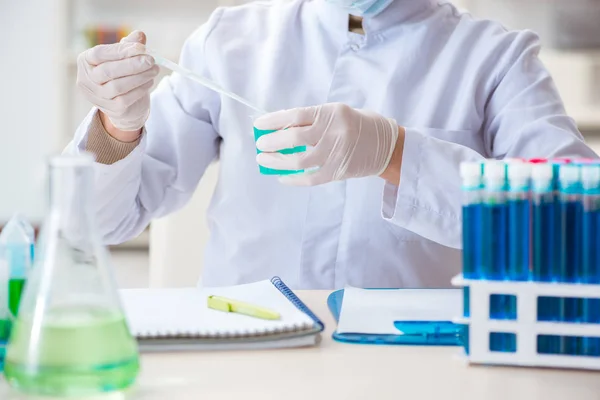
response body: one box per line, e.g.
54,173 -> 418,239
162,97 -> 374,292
382,30 -> 598,249
64,9 -> 225,245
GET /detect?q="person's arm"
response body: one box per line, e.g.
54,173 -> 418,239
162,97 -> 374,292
66,10 -> 224,244
380,31 -> 597,249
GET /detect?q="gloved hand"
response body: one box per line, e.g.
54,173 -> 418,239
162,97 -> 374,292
77,31 -> 160,132
255,103 -> 400,186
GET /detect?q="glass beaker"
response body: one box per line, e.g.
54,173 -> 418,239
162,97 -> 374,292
3,154 -> 139,396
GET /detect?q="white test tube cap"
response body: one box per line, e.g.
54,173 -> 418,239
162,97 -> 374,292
460,161 -> 482,188
507,162 -> 531,189
483,160 -> 506,190
531,164 -> 553,191
559,164 -> 580,183
531,163 -> 553,181
581,165 -> 600,189
507,162 -> 531,180
483,161 -> 505,179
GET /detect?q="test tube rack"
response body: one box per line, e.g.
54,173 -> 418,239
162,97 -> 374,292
452,275 -> 600,370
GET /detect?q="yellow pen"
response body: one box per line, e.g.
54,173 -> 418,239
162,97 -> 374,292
207,296 -> 281,320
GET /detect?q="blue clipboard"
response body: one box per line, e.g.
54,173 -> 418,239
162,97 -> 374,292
327,289 -> 464,346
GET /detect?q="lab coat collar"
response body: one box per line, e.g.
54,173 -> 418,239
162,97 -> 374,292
316,0 -> 437,35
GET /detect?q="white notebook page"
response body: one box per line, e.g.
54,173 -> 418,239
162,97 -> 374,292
120,280 -> 315,338
337,288 -> 462,335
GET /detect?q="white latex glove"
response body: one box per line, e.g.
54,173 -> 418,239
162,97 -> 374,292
255,103 -> 399,186
77,31 -> 160,132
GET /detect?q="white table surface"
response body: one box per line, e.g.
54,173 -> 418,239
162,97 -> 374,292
2,291 -> 600,400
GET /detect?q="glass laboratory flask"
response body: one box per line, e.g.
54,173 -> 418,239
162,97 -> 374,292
3,154 -> 139,396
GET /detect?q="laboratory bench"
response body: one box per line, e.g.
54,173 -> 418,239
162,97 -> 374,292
1,291 -> 600,400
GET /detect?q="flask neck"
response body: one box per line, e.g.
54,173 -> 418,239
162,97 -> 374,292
49,162 -> 94,224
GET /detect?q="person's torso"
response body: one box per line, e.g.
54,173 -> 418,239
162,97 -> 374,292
200,0 -> 514,289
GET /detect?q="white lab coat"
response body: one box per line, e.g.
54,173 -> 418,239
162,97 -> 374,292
69,0 -> 597,289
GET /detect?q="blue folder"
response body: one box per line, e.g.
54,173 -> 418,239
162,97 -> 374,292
327,289 -> 464,346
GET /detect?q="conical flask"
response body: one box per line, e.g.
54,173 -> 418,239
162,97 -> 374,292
0,214 -> 35,372
3,154 -> 139,396
0,214 -> 35,318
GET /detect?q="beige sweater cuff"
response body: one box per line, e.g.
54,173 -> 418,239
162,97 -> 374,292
86,111 -> 142,165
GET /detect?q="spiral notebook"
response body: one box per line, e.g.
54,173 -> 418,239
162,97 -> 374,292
120,277 -> 324,352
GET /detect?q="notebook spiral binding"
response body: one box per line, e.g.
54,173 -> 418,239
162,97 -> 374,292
271,277 -> 325,330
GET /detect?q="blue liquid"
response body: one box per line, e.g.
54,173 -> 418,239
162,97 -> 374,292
254,128 -> 306,176
581,209 -> 600,283
560,200 -> 582,284
462,204 -> 482,279
539,335 -> 600,357
482,203 -> 507,280
538,335 -> 562,355
533,197 -> 560,355
582,202 -> 600,355
536,297 -> 561,354
583,298 -> 600,356
508,199 -> 530,281
533,199 -> 555,281
489,332 -> 516,353
483,202 -> 509,347
558,200 -> 583,354
461,202 -> 481,356
490,294 -> 517,320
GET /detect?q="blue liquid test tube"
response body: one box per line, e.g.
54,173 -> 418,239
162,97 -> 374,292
581,164 -> 600,356
482,161 -> 508,331
551,160 -> 570,275
461,162 -> 483,278
532,164 -> 555,283
482,161 -> 508,282
461,162 -> 483,318
507,163 -> 532,281
531,163 -> 559,354
559,164 -> 583,355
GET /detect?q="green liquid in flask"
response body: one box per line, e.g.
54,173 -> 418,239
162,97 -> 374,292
4,305 -> 139,396
0,318 -> 10,370
8,278 -> 26,316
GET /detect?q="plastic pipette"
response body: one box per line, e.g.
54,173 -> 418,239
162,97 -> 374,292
146,49 -> 267,115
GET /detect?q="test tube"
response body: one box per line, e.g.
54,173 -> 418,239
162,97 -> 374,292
551,159 -> 571,280
581,164 -> 600,284
482,161 -> 509,334
532,163 -> 556,282
461,162 -> 483,318
482,161 -> 508,281
559,165 -> 582,284
581,164 -> 600,356
532,163 -> 559,354
507,163 -> 532,281
461,162 -> 483,280
559,164 -> 583,355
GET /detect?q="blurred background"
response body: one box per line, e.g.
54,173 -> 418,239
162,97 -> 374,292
0,0 -> 599,288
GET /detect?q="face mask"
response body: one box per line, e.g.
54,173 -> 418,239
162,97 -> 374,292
326,0 -> 395,17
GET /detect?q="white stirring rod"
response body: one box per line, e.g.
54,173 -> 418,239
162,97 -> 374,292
146,49 -> 267,115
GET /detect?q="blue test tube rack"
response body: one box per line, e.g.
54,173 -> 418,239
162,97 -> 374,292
454,159 -> 600,371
